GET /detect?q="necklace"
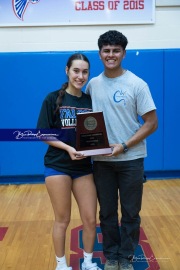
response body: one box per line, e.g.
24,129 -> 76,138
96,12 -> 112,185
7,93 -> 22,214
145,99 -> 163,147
65,89 -> 82,97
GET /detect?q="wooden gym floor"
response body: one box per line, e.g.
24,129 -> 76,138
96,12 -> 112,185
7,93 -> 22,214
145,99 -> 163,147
0,179 -> 179,270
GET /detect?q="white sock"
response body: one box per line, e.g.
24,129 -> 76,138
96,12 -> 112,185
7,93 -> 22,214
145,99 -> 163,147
83,251 -> 93,265
56,255 -> 67,269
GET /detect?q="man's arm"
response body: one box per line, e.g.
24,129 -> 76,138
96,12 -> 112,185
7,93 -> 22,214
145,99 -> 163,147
110,110 -> 158,156
126,110 -> 158,148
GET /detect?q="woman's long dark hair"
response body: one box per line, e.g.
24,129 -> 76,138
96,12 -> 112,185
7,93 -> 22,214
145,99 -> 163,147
54,53 -> 90,128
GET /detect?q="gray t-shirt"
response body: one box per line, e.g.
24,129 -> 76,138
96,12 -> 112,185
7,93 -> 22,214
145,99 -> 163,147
85,70 -> 156,161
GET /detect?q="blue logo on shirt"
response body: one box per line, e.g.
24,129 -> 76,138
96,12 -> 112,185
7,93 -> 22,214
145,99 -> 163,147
113,90 -> 126,105
60,108 -> 91,128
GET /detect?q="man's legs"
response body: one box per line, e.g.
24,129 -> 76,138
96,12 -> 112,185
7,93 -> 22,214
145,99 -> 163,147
93,161 -> 120,270
116,158 -> 144,269
93,159 -> 144,270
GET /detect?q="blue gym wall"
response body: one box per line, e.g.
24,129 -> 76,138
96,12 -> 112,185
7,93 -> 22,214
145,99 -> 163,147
0,49 -> 180,183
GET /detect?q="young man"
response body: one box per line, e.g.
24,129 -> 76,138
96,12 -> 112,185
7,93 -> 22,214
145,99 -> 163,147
86,31 -> 158,270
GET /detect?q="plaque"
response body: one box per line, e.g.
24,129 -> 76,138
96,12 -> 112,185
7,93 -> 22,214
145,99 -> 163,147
76,111 -> 112,156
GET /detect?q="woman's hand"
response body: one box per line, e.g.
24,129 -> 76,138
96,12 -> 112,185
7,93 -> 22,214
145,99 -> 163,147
67,146 -> 85,160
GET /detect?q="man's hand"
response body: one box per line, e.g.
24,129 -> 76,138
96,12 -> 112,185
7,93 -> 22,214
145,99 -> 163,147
104,144 -> 124,157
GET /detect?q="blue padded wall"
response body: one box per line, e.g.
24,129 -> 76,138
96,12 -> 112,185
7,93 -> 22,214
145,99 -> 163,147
0,49 -> 179,181
0,52 -> 71,176
164,49 -> 180,170
123,50 -> 164,171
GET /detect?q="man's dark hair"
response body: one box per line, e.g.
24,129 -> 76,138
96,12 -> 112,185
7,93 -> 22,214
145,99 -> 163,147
98,30 -> 128,50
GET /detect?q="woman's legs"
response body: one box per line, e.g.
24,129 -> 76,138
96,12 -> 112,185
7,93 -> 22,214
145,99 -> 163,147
46,173 -> 100,270
72,173 -> 97,253
45,175 -> 72,268
72,173 -> 101,269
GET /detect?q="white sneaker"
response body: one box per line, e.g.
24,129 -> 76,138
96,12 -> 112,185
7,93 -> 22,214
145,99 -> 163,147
119,259 -> 134,270
82,262 -> 102,270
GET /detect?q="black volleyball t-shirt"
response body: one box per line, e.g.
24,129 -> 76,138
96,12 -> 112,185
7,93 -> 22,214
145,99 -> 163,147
37,90 -> 92,175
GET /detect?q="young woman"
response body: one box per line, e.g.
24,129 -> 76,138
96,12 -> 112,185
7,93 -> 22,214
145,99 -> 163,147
37,53 -> 101,270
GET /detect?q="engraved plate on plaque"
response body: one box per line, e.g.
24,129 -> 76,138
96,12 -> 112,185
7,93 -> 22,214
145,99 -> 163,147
76,111 -> 112,156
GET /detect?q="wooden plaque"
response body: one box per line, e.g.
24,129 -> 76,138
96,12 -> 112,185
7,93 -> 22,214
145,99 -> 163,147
76,111 -> 112,156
